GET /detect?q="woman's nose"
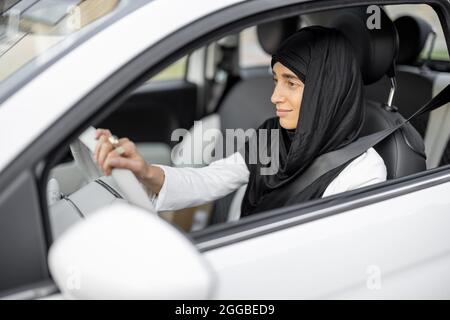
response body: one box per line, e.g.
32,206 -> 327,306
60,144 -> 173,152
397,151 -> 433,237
271,86 -> 285,105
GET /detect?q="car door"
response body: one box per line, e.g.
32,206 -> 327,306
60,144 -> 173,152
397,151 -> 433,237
0,170 -> 57,299
195,174 -> 450,299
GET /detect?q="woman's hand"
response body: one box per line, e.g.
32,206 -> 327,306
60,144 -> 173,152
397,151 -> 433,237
94,128 -> 148,180
94,128 -> 165,194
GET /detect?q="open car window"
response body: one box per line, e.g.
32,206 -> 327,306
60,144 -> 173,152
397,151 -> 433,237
41,3 -> 450,243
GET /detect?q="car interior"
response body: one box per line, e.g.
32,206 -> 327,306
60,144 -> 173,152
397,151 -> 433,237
45,4 -> 450,238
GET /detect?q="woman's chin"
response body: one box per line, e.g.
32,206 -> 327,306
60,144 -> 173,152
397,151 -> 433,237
278,118 -> 296,130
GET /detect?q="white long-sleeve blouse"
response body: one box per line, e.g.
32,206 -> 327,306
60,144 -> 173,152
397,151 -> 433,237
149,147 -> 387,217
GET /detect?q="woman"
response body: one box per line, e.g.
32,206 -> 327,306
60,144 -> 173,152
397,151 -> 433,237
94,26 -> 387,218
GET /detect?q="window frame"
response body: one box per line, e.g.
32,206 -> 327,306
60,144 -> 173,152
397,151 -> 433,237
40,0 -> 450,247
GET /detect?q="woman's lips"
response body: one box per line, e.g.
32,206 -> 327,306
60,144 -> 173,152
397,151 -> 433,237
276,109 -> 293,117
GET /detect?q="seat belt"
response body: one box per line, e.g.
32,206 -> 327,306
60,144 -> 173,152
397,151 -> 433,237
286,83 -> 450,197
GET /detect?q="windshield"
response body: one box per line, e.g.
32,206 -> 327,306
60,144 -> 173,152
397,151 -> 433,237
0,0 -> 119,82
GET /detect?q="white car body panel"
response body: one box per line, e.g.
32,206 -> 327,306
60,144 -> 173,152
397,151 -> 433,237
204,179 -> 450,299
0,0 -> 243,172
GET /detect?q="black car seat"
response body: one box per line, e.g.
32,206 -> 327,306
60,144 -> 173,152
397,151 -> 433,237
331,7 -> 426,179
365,15 -> 434,137
365,15 -> 450,169
396,15 -> 450,168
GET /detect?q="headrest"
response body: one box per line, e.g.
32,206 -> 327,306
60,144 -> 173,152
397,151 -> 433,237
256,17 -> 299,55
394,15 -> 433,65
217,34 -> 239,48
331,7 -> 398,85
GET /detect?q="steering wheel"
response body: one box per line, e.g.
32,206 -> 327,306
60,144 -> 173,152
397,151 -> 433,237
70,126 -> 157,214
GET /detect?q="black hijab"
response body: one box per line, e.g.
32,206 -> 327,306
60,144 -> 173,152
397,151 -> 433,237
240,26 -> 365,217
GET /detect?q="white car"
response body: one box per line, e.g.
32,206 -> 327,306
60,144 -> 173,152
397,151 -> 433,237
1,0 -> 450,300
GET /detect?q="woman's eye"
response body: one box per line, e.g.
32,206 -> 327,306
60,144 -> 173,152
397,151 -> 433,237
288,81 -> 296,88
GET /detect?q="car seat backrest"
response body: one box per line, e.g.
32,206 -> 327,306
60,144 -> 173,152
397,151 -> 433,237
365,15 -> 450,169
365,67 -> 434,138
365,15 -> 435,138
331,7 -> 427,178
394,15 -> 450,169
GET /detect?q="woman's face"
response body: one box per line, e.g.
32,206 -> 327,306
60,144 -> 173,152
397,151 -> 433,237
271,62 -> 304,130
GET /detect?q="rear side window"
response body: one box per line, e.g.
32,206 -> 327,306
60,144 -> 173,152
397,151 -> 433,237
385,4 -> 450,61
239,26 -> 271,68
150,56 -> 187,81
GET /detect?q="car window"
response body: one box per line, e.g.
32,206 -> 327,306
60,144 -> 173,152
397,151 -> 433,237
43,3 -> 450,243
384,4 -> 450,61
239,26 -> 271,68
149,56 -> 187,81
0,0 -> 120,82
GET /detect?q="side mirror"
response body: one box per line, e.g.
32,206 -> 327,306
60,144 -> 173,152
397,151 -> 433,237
48,203 -> 215,299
